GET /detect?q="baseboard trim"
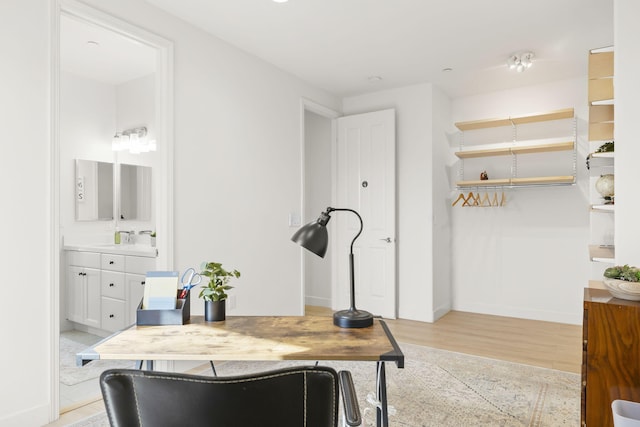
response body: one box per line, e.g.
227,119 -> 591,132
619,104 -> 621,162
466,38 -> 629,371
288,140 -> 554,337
305,295 -> 331,308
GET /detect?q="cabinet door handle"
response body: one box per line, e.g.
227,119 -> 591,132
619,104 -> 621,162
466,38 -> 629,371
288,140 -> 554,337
109,314 -> 114,318
109,261 -> 114,265
141,281 -> 145,285
78,272 -> 83,276
109,283 -> 114,287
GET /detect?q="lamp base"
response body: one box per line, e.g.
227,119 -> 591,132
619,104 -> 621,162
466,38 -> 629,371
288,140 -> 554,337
333,309 -> 374,328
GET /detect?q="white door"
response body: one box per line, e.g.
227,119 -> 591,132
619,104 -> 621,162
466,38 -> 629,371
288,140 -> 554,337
335,109 -> 396,319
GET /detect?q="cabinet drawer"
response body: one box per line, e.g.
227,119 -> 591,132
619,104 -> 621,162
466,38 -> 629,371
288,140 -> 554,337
67,251 -> 100,268
126,255 -> 156,275
102,254 -> 125,271
101,297 -> 126,332
101,271 -> 125,299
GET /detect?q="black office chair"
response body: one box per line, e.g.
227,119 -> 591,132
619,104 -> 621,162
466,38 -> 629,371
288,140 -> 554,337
100,366 -> 362,427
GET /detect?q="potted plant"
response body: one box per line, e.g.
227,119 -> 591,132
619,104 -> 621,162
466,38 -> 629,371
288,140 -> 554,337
603,265 -> 640,301
199,262 -> 240,321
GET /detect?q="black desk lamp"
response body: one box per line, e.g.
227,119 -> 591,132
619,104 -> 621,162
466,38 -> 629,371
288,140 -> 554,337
291,207 -> 373,328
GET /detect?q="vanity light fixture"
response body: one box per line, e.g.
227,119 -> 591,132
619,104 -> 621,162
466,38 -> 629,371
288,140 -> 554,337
507,51 -> 535,72
112,126 -> 156,153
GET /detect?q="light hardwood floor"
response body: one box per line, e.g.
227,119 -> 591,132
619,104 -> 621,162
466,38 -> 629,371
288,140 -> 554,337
47,308 -> 582,426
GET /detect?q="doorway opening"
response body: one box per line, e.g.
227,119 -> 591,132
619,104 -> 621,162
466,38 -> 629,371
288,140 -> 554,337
52,1 -> 173,419
300,99 -> 339,314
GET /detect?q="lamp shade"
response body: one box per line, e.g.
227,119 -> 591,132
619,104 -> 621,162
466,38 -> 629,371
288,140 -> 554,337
290,219 -> 329,258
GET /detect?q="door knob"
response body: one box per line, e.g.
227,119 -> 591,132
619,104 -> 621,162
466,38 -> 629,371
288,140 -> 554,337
380,237 -> 392,243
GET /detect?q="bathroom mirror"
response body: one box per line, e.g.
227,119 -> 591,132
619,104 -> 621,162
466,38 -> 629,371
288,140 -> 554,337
119,163 -> 152,221
75,159 -> 114,221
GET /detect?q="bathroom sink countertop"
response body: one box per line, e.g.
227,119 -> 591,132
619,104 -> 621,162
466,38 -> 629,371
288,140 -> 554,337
64,243 -> 158,257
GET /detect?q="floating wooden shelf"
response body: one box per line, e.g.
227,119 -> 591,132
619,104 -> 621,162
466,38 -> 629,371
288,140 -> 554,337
589,245 -> 615,263
454,108 -> 575,131
590,152 -> 614,159
591,99 -> 614,106
510,176 -> 575,185
455,141 -> 574,159
456,175 -> 574,187
588,280 -> 607,290
456,179 -> 511,187
591,204 -> 615,212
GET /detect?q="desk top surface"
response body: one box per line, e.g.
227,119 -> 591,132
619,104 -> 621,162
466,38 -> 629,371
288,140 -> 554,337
81,316 -> 403,367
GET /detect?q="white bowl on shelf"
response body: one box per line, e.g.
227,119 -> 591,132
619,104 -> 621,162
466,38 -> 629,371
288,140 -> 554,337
603,277 -> 640,301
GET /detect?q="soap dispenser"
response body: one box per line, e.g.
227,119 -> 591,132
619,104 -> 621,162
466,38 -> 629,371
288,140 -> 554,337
114,227 -> 121,245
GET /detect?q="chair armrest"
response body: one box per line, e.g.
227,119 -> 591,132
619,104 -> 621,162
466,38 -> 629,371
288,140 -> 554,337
338,370 -> 362,426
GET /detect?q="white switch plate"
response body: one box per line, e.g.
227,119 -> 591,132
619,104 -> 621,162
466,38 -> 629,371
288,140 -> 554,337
288,212 -> 301,227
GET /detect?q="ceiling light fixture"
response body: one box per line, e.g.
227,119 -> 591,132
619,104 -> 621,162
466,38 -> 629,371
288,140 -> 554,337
272,0 -> 288,3
507,51 -> 535,72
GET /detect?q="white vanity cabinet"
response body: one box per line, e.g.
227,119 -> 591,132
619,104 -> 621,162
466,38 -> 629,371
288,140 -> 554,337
101,254 -> 127,332
66,247 -> 156,333
67,251 -> 102,329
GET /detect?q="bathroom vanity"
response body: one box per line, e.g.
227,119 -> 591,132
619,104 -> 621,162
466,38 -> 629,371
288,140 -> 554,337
64,244 -> 157,333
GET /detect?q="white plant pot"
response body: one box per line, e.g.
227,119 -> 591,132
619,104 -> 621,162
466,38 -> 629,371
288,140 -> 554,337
603,277 -> 640,301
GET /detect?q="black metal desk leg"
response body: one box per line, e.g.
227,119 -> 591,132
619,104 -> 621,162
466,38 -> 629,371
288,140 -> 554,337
376,361 -> 389,427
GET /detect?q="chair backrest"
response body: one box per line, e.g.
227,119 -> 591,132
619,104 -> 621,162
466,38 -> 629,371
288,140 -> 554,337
100,366 -> 340,427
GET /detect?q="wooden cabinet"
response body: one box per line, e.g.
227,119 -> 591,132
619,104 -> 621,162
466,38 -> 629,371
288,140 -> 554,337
453,108 -> 576,187
66,248 -> 156,332
582,288 -> 640,427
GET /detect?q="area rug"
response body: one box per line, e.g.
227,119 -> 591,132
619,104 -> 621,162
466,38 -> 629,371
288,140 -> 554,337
68,342 -> 580,426
60,331 -> 136,386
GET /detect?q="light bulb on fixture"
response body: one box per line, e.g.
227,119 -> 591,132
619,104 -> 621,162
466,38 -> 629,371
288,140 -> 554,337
507,51 -> 534,72
112,133 -> 123,151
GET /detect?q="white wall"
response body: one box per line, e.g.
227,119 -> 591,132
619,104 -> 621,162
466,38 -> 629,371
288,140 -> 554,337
614,0 -> 640,266
303,111 -> 332,307
343,83 -> 451,322
0,0 -> 51,425
431,86 -> 454,320
450,78 -> 590,325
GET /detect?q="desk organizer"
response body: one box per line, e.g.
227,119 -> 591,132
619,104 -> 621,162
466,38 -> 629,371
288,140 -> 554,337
136,290 -> 190,325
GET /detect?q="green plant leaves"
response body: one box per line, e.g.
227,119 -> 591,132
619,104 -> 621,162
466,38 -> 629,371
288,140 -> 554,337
198,262 -> 241,301
604,264 -> 640,282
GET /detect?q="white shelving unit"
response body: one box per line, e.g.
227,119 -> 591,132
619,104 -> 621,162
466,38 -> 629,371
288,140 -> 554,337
588,46 -> 615,271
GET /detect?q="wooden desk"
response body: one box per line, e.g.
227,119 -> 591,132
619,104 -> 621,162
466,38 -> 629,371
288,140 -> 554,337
79,316 -> 404,426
